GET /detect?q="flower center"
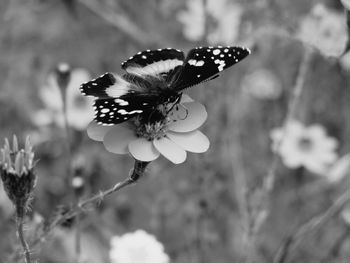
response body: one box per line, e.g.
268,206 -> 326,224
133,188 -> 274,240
298,136 -> 314,152
133,105 -> 171,141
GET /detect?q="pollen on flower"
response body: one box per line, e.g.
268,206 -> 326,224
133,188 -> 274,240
133,107 -> 170,141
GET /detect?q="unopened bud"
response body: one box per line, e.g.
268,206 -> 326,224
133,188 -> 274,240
0,136 -> 36,218
55,62 -> 71,91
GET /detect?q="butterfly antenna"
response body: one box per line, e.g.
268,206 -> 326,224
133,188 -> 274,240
176,103 -> 189,120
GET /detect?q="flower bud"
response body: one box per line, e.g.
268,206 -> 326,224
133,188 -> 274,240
0,136 -> 36,218
55,62 -> 71,92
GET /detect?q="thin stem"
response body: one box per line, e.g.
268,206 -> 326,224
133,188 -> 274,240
264,46 -> 313,192
16,214 -> 31,263
60,77 -> 81,261
31,160 -> 148,248
273,188 -> 350,263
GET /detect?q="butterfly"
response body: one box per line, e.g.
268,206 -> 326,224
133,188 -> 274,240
80,46 -> 250,125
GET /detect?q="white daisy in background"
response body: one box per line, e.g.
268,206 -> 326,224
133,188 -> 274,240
296,3 -> 348,57
241,69 -> 282,100
33,66 -> 94,131
270,120 -> 338,175
176,0 -> 206,42
110,230 -> 170,263
206,0 -> 243,45
87,95 -> 209,164
177,0 -> 242,44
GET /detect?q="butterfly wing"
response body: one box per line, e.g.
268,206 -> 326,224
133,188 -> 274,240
80,72 -> 161,125
172,46 -> 250,91
121,48 -> 185,80
80,72 -> 133,99
93,94 -> 160,125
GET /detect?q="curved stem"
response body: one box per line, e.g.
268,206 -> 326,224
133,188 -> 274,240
16,215 -> 31,263
264,46 -> 313,192
31,160 -> 149,248
273,188 -> 350,263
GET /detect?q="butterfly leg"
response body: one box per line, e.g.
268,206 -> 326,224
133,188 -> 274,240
166,93 -> 183,114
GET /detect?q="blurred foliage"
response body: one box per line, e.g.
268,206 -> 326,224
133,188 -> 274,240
1,0 -> 350,263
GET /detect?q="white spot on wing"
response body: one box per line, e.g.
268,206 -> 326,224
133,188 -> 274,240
213,49 -> 221,55
115,99 -> 129,106
101,108 -> 110,113
105,76 -> 130,97
125,59 -> 183,76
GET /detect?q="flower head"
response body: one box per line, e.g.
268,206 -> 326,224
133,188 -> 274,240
109,230 -> 169,263
296,3 -> 347,57
34,65 -> 94,130
271,120 -> 338,175
241,69 -> 282,100
0,136 -> 36,217
177,0 -> 242,44
88,94 -> 209,164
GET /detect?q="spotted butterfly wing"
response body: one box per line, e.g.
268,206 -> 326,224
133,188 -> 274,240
80,46 -> 250,125
121,48 -> 185,81
172,46 -> 250,91
93,95 -> 160,125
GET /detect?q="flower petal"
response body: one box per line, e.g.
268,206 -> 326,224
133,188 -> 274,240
153,137 -> 187,164
87,121 -> 114,141
128,138 -> 160,161
103,124 -> 137,154
167,130 -> 209,153
168,101 -> 207,132
180,94 -> 194,103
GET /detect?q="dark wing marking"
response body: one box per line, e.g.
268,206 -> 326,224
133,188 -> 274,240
172,46 -> 250,91
80,72 -> 132,99
93,95 -> 159,125
121,48 -> 185,79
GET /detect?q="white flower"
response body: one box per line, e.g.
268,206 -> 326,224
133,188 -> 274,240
177,0 -> 243,44
34,67 -> 94,130
109,230 -> 169,263
87,95 -> 209,164
241,69 -> 282,100
177,0 -> 206,42
296,3 -> 348,57
206,0 -> 243,45
271,120 -> 338,175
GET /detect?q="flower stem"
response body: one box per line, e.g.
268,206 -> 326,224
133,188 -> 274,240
16,208 -> 31,263
273,188 -> 350,263
264,46 -> 313,192
31,160 -> 148,248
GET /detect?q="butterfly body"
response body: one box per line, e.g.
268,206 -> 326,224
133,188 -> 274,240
80,46 -> 250,125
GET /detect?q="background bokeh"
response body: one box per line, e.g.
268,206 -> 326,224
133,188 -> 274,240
1,0 -> 350,262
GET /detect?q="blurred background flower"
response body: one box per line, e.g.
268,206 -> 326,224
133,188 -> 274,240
241,68 -> 282,100
296,3 -> 347,57
271,120 -> 338,175
177,0 -> 243,44
110,230 -> 169,263
33,67 -> 94,131
177,0 -> 205,42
